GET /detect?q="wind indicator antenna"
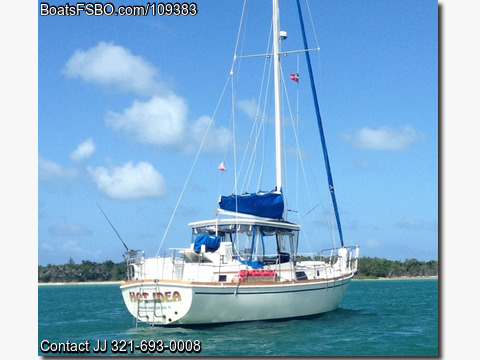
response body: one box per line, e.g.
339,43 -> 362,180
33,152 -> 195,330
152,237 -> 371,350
96,202 -> 129,252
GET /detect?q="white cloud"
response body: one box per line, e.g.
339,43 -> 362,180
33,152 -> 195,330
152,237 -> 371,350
62,240 -> 85,253
87,161 -> 167,200
344,125 -> 419,150
237,98 -> 258,119
40,243 -> 56,252
40,241 -> 102,262
63,42 -> 164,96
397,218 -> 438,232
365,238 -> 380,248
397,218 -> 424,230
353,157 -> 377,170
185,115 -> 231,153
106,96 -> 230,152
70,138 -> 96,161
106,95 -> 187,147
39,157 -> 79,181
49,221 -> 92,236
63,42 -> 231,155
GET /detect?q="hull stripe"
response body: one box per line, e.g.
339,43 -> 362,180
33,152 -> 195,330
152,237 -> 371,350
194,279 -> 350,295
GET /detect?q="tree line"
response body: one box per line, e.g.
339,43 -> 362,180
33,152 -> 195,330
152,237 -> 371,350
38,257 -> 438,283
355,257 -> 438,279
38,258 -> 126,283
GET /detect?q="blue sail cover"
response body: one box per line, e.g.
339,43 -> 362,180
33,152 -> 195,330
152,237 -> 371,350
193,234 -> 221,253
219,191 -> 284,219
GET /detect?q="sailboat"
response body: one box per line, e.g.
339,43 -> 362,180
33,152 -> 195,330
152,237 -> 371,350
119,0 -> 359,326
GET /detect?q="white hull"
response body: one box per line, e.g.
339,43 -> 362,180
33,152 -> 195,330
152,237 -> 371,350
120,216 -> 358,326
121,275 -> 353,325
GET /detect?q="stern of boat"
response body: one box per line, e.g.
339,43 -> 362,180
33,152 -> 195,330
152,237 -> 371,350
296,245 -> 359,280
120,280 -> 193,325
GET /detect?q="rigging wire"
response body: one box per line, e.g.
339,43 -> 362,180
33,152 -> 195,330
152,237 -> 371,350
303,0 -> 338,249
296,0 -> 344,249
155,73 -> 232,256
305,0 -> 321,49
157,1 -> 249,255
245,47 -> 273,193
278,56 -> 315,254
237,20 -> 274,194
229,0 -> 249,200
157,0 -> 339,255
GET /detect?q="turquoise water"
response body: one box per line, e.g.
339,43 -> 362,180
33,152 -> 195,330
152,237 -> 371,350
38,279 -> 438,356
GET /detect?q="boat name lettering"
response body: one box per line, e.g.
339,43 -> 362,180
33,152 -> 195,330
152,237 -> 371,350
129,291 -> 182,303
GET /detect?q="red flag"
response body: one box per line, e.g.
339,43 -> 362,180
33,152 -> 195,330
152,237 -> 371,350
218,161 -> 227,171
290,73 -> 299,82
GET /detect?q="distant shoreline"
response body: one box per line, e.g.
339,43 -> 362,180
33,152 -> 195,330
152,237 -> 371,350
354,276 -> 438,281
38,281 -> 123,286
38,276 -> 438,286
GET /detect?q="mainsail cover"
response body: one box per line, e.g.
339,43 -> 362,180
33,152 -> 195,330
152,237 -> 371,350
219,191 -> 284,219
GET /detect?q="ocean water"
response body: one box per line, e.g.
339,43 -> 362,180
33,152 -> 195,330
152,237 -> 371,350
38,279 -> 438,357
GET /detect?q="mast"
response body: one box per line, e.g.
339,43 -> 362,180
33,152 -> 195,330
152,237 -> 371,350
272,0 -> 282,193
217,4 -> 286,221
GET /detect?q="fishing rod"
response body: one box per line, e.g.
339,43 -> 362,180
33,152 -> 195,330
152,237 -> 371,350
96,202 -> 129,252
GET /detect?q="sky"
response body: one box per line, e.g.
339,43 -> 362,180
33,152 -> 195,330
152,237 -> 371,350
35,0 -> 439,266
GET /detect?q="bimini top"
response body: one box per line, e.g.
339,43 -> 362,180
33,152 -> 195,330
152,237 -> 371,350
188,214 -> 301,231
